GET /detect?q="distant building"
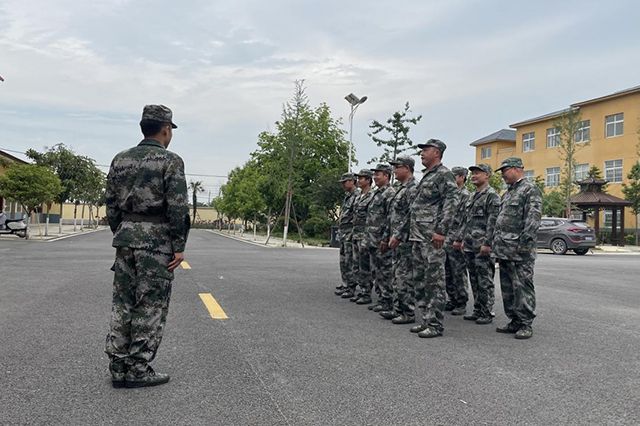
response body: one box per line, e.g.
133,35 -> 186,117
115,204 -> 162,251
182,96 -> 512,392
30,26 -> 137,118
470,85 -> 640,230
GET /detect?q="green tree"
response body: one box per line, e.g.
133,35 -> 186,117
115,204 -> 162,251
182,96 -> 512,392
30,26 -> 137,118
586,165 -> 608,192
553,108 -> 589,217
188,181 -> 205,223
26,144 -> 92,233
250,81 -> 348,241
622,162 -> 640,245
542,190 -> 566,217
0,164 -> 62,236
368,102 -> 422,164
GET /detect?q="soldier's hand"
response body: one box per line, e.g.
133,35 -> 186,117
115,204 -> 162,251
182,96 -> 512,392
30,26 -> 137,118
452,241 -> 463,251
168,252 -> 185,272
389,237 -> 400,249
431,233 -> 445,249
480,245 -> 492,256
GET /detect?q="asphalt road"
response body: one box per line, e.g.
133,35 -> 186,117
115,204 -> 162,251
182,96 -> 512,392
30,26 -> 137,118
1,230 -> 638,425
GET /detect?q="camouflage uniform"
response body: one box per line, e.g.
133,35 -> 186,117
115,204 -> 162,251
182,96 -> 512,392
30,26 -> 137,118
409,151 -> 458,334
365,176 -> 396,308
493,167 -> 542,329
105,105 -> 190,379
445,182 -> 470,309
389,175 -> 417,317
457,181 -> 500,319
338,181 -> 360,293
352,182 -> 375,299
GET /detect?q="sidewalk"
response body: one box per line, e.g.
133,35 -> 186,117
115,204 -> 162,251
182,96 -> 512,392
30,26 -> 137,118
593,244 -> 640,254
0,223 -> 108,242
207,229 -> 334,249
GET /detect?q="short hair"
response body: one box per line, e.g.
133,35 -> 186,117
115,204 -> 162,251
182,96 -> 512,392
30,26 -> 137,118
140,119 -> 167,137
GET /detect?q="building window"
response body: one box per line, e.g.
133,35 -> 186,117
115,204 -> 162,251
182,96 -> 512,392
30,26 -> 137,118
574,120 -> 590,143
546,127 -> 560,148
546,167 -> 560,187
605,113 -> 624,138
603,211 -> 621,229
523,132 -> 535,152
481,146 -> 491,159
524,170 -> 535,182
604,159 -> 623,183
575,163 -> 589,181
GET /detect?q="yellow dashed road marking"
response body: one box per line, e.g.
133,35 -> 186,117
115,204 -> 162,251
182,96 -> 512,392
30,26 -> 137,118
198,293 -> 228,319
181,261 -> 191,269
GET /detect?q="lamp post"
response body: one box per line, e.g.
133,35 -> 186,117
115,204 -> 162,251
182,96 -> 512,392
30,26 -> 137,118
345,93 -> 367,172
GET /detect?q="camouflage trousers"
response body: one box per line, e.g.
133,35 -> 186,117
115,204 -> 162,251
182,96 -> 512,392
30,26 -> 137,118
444,246 -> 469,308
498,259 -> 536,326
412,241 -> 447,332
105,247 -> 173,376
464,251 -> 496,318
372,247 -> 393,308
353,239 -> 373,296
392,242 -> 414,316
339,240 -> 357,290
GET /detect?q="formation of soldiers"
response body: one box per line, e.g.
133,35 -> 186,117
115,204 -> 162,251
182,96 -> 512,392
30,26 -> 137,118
336,139 -> 542,340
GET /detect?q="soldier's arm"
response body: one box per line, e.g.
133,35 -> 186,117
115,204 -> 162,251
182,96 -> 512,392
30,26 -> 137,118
436,174 -> 459,237
483,192 -> 501,247
165,156 -> 190,253
520,186 -> 542,245
105,161 -> 121,234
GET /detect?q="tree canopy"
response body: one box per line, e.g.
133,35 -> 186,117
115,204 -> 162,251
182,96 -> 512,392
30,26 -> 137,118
368,102 -> 422,164
0,164 -> 62,216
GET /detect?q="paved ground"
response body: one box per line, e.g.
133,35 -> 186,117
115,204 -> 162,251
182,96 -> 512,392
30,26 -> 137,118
0,230 -> 638,425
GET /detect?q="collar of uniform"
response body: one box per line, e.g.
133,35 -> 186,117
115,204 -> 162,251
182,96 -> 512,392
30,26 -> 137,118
138,138 -> 166,149
509,177 -> 525,189
421,162 -> 443,174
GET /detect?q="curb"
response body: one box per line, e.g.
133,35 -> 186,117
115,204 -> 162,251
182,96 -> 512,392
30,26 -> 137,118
45,227 -> 108,242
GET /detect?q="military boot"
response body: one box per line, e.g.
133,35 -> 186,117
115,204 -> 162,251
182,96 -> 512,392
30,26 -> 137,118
391,314 -> 415,324
334,287 -> 347,296
463,312 -> 479,321
372,304 -> 386,312
496,322 -> 520,334
417,326 -> 443,338
444,302 -> 455,311
451,306 -> 466,316
125,367 -> 170,388
515,325 -> 533,340
340,290 -> 354,298
349,294 -> 359,302
109,362 -> 128,388
410,324 -> 428,333
475,316 -> 493,325
379,311 -> 396,320
355,295 -> 372,305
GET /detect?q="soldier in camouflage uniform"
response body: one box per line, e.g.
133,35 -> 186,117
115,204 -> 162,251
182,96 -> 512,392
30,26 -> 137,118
335,173 -> 359,298
380,156 -> 417,324
409,139 -> 459,338
105,105 -> 190,388
493,157 -> 542,340
365,164 -> 396,312
349,169 -> 375,304
453,164 -> 500,325
444,167 -> 471,316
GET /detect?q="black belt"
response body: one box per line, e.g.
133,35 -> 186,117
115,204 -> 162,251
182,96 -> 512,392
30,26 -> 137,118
122,213 -> 168,224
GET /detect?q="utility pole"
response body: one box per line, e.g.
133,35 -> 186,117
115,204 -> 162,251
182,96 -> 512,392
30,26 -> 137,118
345,93 -> 368,172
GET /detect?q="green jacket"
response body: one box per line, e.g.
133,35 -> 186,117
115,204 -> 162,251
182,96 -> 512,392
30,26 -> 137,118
106,139 -> 190,254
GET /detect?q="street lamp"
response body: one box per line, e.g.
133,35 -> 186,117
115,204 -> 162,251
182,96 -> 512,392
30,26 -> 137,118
345,93 -> 368,172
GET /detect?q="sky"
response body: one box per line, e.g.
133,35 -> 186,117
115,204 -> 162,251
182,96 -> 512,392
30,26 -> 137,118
1,0 -> 640,202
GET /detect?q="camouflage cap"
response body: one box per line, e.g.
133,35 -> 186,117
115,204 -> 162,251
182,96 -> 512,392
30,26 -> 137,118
370,163 -> 392,174
141,104 -> 177,129
338,172 -> 357,182
451,166 -> 468,177
496,157 -> 524,172
468,163 -> 492,175
389,156 -> 415,170
355,169 -> 373,178
417,138 -> 447,153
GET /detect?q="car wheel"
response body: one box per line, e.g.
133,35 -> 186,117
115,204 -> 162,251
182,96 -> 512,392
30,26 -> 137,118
573,248 -> 589,255
550,238 -> 567,255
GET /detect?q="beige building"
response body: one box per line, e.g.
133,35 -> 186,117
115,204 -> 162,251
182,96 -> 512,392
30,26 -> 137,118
471,85 -> 640,230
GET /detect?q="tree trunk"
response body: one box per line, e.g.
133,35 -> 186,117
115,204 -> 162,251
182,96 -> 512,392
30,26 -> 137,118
73,202 -> 79,231
80,203 -> 86,230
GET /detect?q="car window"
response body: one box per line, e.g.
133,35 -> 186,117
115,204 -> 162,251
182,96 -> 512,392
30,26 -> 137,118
569,221 -> 589,228
541,219 -> 555,227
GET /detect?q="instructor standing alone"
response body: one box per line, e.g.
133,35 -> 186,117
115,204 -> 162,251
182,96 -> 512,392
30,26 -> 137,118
105,105 -> 190,388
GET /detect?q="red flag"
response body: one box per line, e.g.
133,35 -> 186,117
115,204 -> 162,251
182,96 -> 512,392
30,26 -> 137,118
0,75 -> 4,82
